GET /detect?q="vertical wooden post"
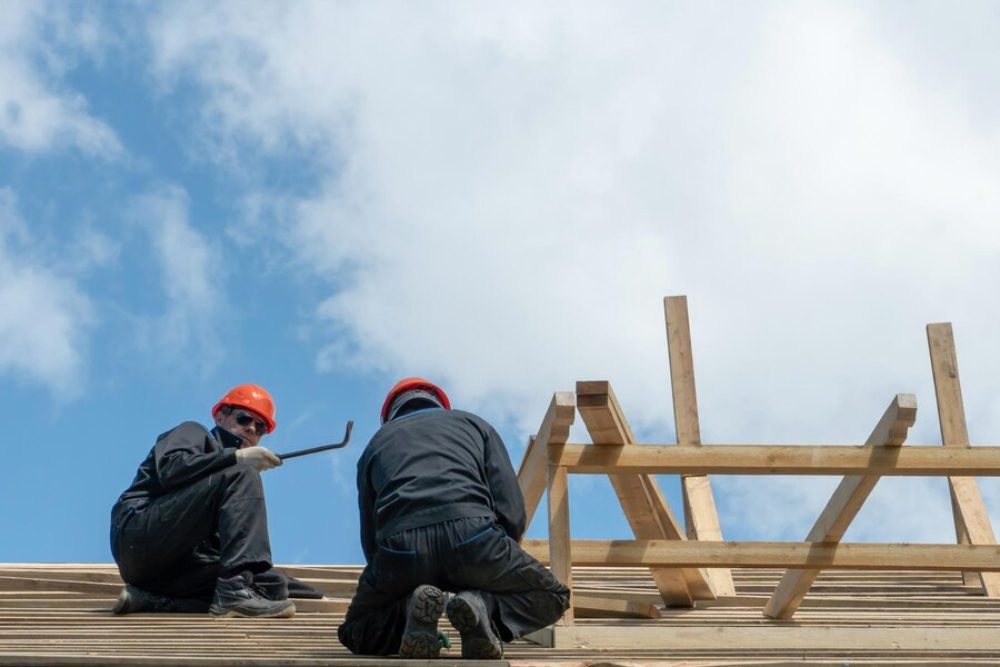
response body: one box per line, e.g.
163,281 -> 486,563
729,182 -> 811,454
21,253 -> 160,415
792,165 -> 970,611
927,323 -> 1000,594
548,464 -> 574,625
664,295 -> 735,597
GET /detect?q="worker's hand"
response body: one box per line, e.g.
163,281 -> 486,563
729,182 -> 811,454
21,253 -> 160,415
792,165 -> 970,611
235,446 -> 281,472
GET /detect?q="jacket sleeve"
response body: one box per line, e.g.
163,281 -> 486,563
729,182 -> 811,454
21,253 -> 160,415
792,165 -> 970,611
357,452 -> 377,564
153,422 -> 238,491
481,420 -> 527,540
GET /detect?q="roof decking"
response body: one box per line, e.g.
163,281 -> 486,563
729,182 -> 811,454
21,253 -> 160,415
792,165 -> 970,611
3,563 -> 1000,665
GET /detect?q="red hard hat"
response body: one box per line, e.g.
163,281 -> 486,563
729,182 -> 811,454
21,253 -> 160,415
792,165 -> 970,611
381,377 -> 450,423
212,384 -> 277,433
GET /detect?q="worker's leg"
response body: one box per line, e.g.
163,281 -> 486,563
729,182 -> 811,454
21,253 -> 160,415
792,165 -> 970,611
338,526 -> 441,655
337,564 -> 412,655
442,520 -> 570,641
112,462 -> 273,598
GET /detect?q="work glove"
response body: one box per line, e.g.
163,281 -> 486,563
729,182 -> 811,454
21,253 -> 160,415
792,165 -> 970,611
235,446 -> 281,471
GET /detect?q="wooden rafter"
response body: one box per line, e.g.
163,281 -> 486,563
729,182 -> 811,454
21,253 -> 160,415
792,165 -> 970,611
576,380 -> 713,605
927,322 -> 1000,595
664,295 -> 735,597
763,393 -> 918,618
518,391 -> 575,527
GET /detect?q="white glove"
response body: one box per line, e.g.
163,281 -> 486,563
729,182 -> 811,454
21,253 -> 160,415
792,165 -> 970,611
235,446 -> 281,471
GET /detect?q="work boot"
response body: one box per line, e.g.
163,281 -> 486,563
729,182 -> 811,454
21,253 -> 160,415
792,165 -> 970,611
209,573 -> 296,618
399,584 -> 449,658
112,584 -> 208,614
445,590 -> 503,659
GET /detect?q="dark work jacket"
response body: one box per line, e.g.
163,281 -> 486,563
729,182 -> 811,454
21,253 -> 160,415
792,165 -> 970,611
113,422 -> 241,515
356,408 -> 526,563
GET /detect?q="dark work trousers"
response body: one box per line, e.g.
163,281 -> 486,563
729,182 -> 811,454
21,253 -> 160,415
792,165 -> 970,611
110,462 -> 273,602
338,516 -> 570,656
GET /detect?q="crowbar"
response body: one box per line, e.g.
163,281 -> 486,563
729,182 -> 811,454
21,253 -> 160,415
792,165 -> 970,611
277,420 -> 354,461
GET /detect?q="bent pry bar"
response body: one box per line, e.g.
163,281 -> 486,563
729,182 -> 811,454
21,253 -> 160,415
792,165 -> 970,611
277,420 -> 354,461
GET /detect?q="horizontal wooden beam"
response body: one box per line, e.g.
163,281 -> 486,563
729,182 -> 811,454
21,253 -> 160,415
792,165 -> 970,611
522,539 -> 1000,570
552,444 -> 1000,475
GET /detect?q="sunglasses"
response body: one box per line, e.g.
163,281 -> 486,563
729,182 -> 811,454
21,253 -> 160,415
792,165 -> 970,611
229,408 -> 268,436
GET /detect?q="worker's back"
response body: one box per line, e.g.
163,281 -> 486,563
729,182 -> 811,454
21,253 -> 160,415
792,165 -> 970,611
356,408 -> 524,556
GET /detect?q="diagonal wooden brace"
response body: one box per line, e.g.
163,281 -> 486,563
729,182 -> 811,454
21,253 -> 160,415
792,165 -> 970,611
576,380 -> 713,605
664,295 -> 736,597
519,392 -> 575,528
763,393 -> 917,619
928,322 -> 1000,595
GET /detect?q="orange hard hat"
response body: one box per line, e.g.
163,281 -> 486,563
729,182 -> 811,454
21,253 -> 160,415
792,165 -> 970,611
212,384 -> 277,433
381,377 -> 450,423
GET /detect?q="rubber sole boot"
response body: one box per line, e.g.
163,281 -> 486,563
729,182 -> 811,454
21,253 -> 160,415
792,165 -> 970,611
399,584 -> 448,658
209,574 -> 296,618
445,590 -> 503,659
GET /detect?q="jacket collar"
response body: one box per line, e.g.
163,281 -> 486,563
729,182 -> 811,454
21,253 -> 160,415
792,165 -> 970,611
212,425 -> 245,449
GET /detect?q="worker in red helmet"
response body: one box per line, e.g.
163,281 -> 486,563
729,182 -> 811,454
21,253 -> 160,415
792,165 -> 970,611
109,384 -> 309,618
338,378 -> 570,659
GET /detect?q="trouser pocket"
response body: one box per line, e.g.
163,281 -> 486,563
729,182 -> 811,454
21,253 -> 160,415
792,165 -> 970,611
372,543 -> 421,597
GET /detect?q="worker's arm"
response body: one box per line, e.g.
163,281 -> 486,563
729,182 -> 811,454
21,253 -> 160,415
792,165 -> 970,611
481,421 -> 527,540
153,422 -> 238,490
357,454 -> 377,563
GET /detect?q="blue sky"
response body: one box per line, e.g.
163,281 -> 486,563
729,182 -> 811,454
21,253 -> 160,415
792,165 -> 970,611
3,1 -> 1000,565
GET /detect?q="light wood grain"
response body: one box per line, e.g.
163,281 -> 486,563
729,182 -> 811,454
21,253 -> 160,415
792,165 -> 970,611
547,464 -> 573,625
518,391 -> 575,529
576,380 -> 709,605
764,393 -> 917,618
550,443 -> 1000,475
664,295 -> 735,597
522,539 -> 1000,570
928,322 -> 1000,594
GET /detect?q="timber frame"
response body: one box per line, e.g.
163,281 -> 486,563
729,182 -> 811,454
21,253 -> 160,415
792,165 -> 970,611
516,295 -> 1000,624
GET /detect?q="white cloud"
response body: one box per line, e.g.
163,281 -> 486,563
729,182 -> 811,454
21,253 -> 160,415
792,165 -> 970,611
147,1 -> 1000,542
0,188 -> 94,397
0,0 -> 122,156
133,186 -> 225,367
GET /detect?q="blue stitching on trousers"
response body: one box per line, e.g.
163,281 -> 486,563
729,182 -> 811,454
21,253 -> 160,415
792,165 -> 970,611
457,526 -> 493,546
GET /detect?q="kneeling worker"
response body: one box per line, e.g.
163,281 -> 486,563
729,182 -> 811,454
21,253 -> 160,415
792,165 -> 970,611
110,384 -> 297,618
338,377 -> 570,658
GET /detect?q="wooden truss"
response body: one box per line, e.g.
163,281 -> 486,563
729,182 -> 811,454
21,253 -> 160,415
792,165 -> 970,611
517,295 -> 1000,623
